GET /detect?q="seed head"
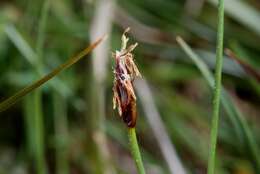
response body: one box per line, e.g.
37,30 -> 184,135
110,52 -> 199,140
112,28 -> 141,127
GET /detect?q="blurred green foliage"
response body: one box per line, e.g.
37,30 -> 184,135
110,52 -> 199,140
0,0 -> 259,173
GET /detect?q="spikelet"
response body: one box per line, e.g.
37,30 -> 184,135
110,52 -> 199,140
112,28 -> 141,127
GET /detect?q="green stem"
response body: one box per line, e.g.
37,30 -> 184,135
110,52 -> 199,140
23,95 -> 35,159
32,1 -> 50,173
33,91 -> 47,174
53,92 -> 69,174
207,0 -> 225,174
128,127 -> 146,174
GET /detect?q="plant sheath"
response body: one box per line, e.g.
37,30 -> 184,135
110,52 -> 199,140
208,0 -> 225,174
128,127 -> 146,174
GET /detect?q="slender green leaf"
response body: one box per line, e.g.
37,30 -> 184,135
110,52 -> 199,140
0,35 -> 106,112
4,24 -> 72,98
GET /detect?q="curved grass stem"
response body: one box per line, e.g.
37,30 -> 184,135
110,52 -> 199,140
128,127 -> 146,174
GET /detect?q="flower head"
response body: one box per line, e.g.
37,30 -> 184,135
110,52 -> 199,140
112,28 -> 141,127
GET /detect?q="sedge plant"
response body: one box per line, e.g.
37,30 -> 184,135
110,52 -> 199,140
112,28 -> 146,174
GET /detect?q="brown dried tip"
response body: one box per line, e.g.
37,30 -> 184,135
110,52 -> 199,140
112,28 -> 141,127
225,48 -> 260,82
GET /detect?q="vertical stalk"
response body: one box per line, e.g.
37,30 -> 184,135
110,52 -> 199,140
32,0 -> 50,173
22,0 -> 50,172
128,128 -> 146,174
53,92 -> 69,174
207,0 -> 225,174
23,94 -> 35,159
33,91 -> 47,174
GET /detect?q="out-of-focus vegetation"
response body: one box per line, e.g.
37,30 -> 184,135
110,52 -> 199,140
0,0 -> 260,174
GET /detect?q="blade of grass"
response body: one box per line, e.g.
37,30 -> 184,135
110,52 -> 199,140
5,24 -> 85,112
176,37 -> 243,144
176,36 -> 260,173
0,35 -> 106,112
4,24 -> 72,98
207,0 -> 225,173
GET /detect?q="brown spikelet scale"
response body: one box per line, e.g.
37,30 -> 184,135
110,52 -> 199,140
112,28 -> 141,127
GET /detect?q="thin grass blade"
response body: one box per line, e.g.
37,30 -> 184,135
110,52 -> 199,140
0,35 -> 106,112
5,24 -> 72,97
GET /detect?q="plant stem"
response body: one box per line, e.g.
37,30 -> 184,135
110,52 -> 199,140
53,92 -> 69,174
23,95 -> 35,158
128,127 -> 146,174
207,0 -> 225,174
33,91 -> 47,174
32,1 -> 50,173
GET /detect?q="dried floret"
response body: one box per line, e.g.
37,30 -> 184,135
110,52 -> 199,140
112,28 -> 141,127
